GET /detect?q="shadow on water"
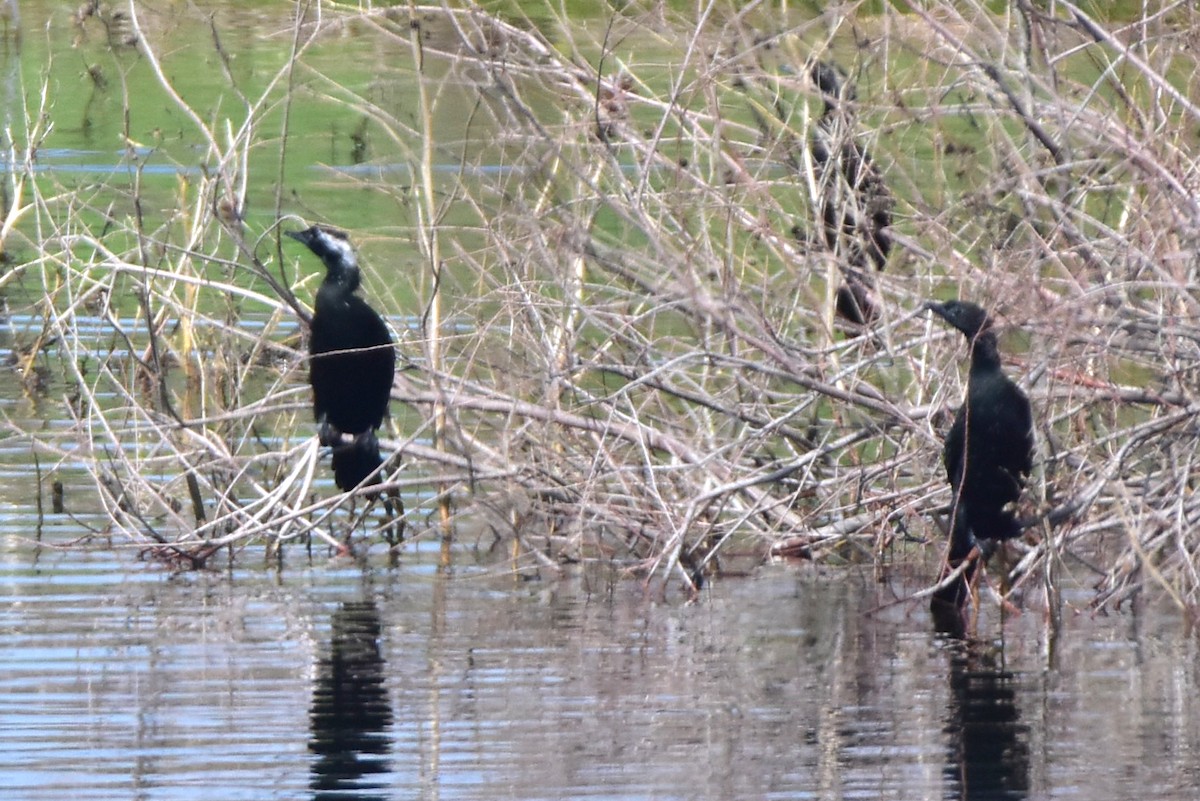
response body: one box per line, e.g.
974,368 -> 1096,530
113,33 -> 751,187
309,601 -> 393,801
934,608 -> 1031,801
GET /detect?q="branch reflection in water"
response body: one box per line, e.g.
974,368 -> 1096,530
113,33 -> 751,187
309,601 -> 393,800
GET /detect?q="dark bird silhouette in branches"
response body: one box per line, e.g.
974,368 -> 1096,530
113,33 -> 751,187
926,300 -> 1033,610
810,61 -> 894,324
286,225 -> 396,501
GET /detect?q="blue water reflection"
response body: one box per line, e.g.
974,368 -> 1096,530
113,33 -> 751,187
0,549 -> 1196,800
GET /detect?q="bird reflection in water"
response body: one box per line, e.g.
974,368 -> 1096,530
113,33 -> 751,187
934,617 -> 1030,801
309,601 -> 393,800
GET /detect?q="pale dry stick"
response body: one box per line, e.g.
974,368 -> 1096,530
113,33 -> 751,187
87,366 -> 203,532
161,182 -> 213,373
1060,0 -> 1200,132
0,77 -> 53,253
43,261 -> 181,533
441,8 -> 860,384
453,136 -> 912,563
985,121 -> 1111,288
127,392 -> 309,434
404,359 -> 867,567
664,426 -> 880,581
284,64 -> 423,164
405,15 -> 455,537
194,495 -> 343,552
916,2 -> 1192,291
1017,405 -> 1200,592
71,403 -> 176,544
65,236 -> 291,313
404,364 -> 720,470
167,229 -> 309,321
428,3 -> 557,70
1167,446 -> 1199,576
31,250 -> 112,349
74,238 -> 307,448
125,2 -> 226,183
632,0 -> 720,206
447,238 -> 566,388
590,361 -> 820,451
230,420 -> 428,545
724,428 -> 876,509
1175,476 -> 1200,602
126,1 -> 317,223
707,349 -> 927,432
548,165 -> 604,412
185,438 -> 344,552
1021,176 -> 1196,298
130,2 -> 316,322
1105,475 -> 1189,613
1007,167 -> 1196,304
53,250 -> 321,551
869,552 -> 978,609
288,3 -> 1180,592
416,3 -> 804,266
271,0 -> 323,226
489,43 -> 825,381
162,421 -> 422,555
621,398 -> 694,590
186,436 -> 316,536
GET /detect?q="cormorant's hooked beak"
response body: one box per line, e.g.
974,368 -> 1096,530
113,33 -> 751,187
924,300 -> 963,334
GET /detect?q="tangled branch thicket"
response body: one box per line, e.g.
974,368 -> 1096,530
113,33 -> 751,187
8,2 -> 1200,610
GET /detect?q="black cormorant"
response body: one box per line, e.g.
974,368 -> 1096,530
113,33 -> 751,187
286,225 -> 395,495
926,300 -> 1033,608
811,61 -> 894,324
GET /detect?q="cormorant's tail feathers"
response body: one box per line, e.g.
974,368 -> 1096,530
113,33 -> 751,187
972,509 -> 1023,543
331,433 -> 384,492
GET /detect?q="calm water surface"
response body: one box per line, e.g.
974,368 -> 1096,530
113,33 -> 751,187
0,541 -> 1195,801
0,4 -> 1197,799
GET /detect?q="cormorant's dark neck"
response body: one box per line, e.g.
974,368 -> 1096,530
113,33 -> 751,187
321,260 -> 361,293
968,330 -> 1002,374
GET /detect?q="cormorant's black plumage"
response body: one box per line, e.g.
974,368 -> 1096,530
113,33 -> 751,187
927,300 -> 1033,608
287,225 -> 395,493
811,61 -> 894,324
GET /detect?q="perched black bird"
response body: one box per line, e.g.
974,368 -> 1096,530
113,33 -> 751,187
926,300 -> 1033,608
286,225 -> 395,495
810,61 -> 894,324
